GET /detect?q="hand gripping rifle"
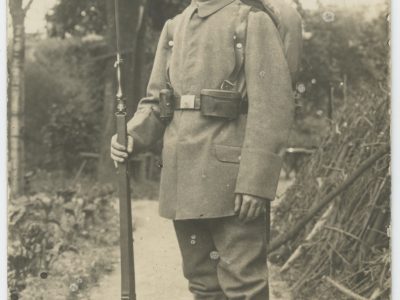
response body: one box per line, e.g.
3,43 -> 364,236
114,0 -> 136,299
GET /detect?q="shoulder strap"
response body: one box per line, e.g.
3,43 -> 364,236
221,4 -> 252,90
240,0 -> 280,28
164,19 -> 174,86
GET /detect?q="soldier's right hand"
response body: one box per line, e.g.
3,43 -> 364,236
110,134 -> 134,163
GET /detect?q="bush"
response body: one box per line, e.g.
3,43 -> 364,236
8,184 -> 119,298
25,37 -> 106,175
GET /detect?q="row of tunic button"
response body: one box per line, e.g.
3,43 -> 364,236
189,234 -> 220,260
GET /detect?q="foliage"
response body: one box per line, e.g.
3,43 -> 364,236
287,1 -> 389,154
46,0 -> 107,38
46,0 -> 190,38
25,37 -> 106,173
296,1 -> 389,109
19,246 -> 116,300
148,0 -> 189,30
8,184 -> 119,299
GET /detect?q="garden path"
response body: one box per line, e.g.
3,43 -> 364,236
89,178 -> 293,300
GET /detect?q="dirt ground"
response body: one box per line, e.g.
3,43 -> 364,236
90,179 -> 293,300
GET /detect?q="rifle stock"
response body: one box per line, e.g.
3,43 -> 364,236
116,113 -> 136,300
115,71 -> 137,300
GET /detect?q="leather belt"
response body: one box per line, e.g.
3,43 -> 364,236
174,94 -> 248,114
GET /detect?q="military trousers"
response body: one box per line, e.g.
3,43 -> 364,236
173,203 -> 270,300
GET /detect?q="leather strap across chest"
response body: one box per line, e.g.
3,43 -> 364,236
221,4 -> 252,91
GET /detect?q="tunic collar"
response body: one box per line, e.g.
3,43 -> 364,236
189,0 -> 236,18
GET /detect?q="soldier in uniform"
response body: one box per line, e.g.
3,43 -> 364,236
111,0 -> 301,299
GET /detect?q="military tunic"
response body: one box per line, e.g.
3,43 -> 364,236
127,0 -> 294,220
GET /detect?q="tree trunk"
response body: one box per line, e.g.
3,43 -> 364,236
8,0 -> 30,196
98,0 -> 140,183
133,1 -> 150,110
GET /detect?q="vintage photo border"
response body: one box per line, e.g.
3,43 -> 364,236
391,0 -> 399,298
2,0 -> 8,298
0,0 -> 398,299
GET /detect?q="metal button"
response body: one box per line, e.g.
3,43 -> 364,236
190,234 -> 197,240
296,83 -> 306,93
210,251 -> 219,260
238,155 -> 241,161
168,40 -> 174,47
190,240 -> 196,245
236,43 -> 243,49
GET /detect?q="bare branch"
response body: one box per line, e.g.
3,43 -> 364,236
23,0 -> 34,13
324,276 -> 368,300
268,145 -> 390,253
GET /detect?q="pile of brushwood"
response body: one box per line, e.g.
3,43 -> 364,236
270,85 -> 390,300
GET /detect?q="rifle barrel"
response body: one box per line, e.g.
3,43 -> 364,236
114,0 -> 136,298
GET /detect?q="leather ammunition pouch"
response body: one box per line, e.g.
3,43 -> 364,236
159,88 -> 175,122
200,89 -> 245,120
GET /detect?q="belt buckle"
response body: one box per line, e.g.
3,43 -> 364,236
180,95 -> 196,109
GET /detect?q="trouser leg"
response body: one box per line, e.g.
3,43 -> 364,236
207,203 -> 270,300
174,219 -> 227,300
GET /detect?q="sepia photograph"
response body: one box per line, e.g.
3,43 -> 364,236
5,0 -> 392,299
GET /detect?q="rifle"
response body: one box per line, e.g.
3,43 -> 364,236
114,0 -> 136,298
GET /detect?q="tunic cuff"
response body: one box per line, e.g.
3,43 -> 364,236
235,148 -> 282,201
127,106 -> 165,152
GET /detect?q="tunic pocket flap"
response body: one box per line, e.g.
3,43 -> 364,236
214,145 -> 241,164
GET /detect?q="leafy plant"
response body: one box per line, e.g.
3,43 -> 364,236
8,184 -> 118,298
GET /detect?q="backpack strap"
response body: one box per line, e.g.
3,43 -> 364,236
164,19 -> 174,86
220,0 -> 284,91
220,4 -> 252,91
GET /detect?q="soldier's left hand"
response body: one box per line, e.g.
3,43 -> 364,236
235,194 -> 266,222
